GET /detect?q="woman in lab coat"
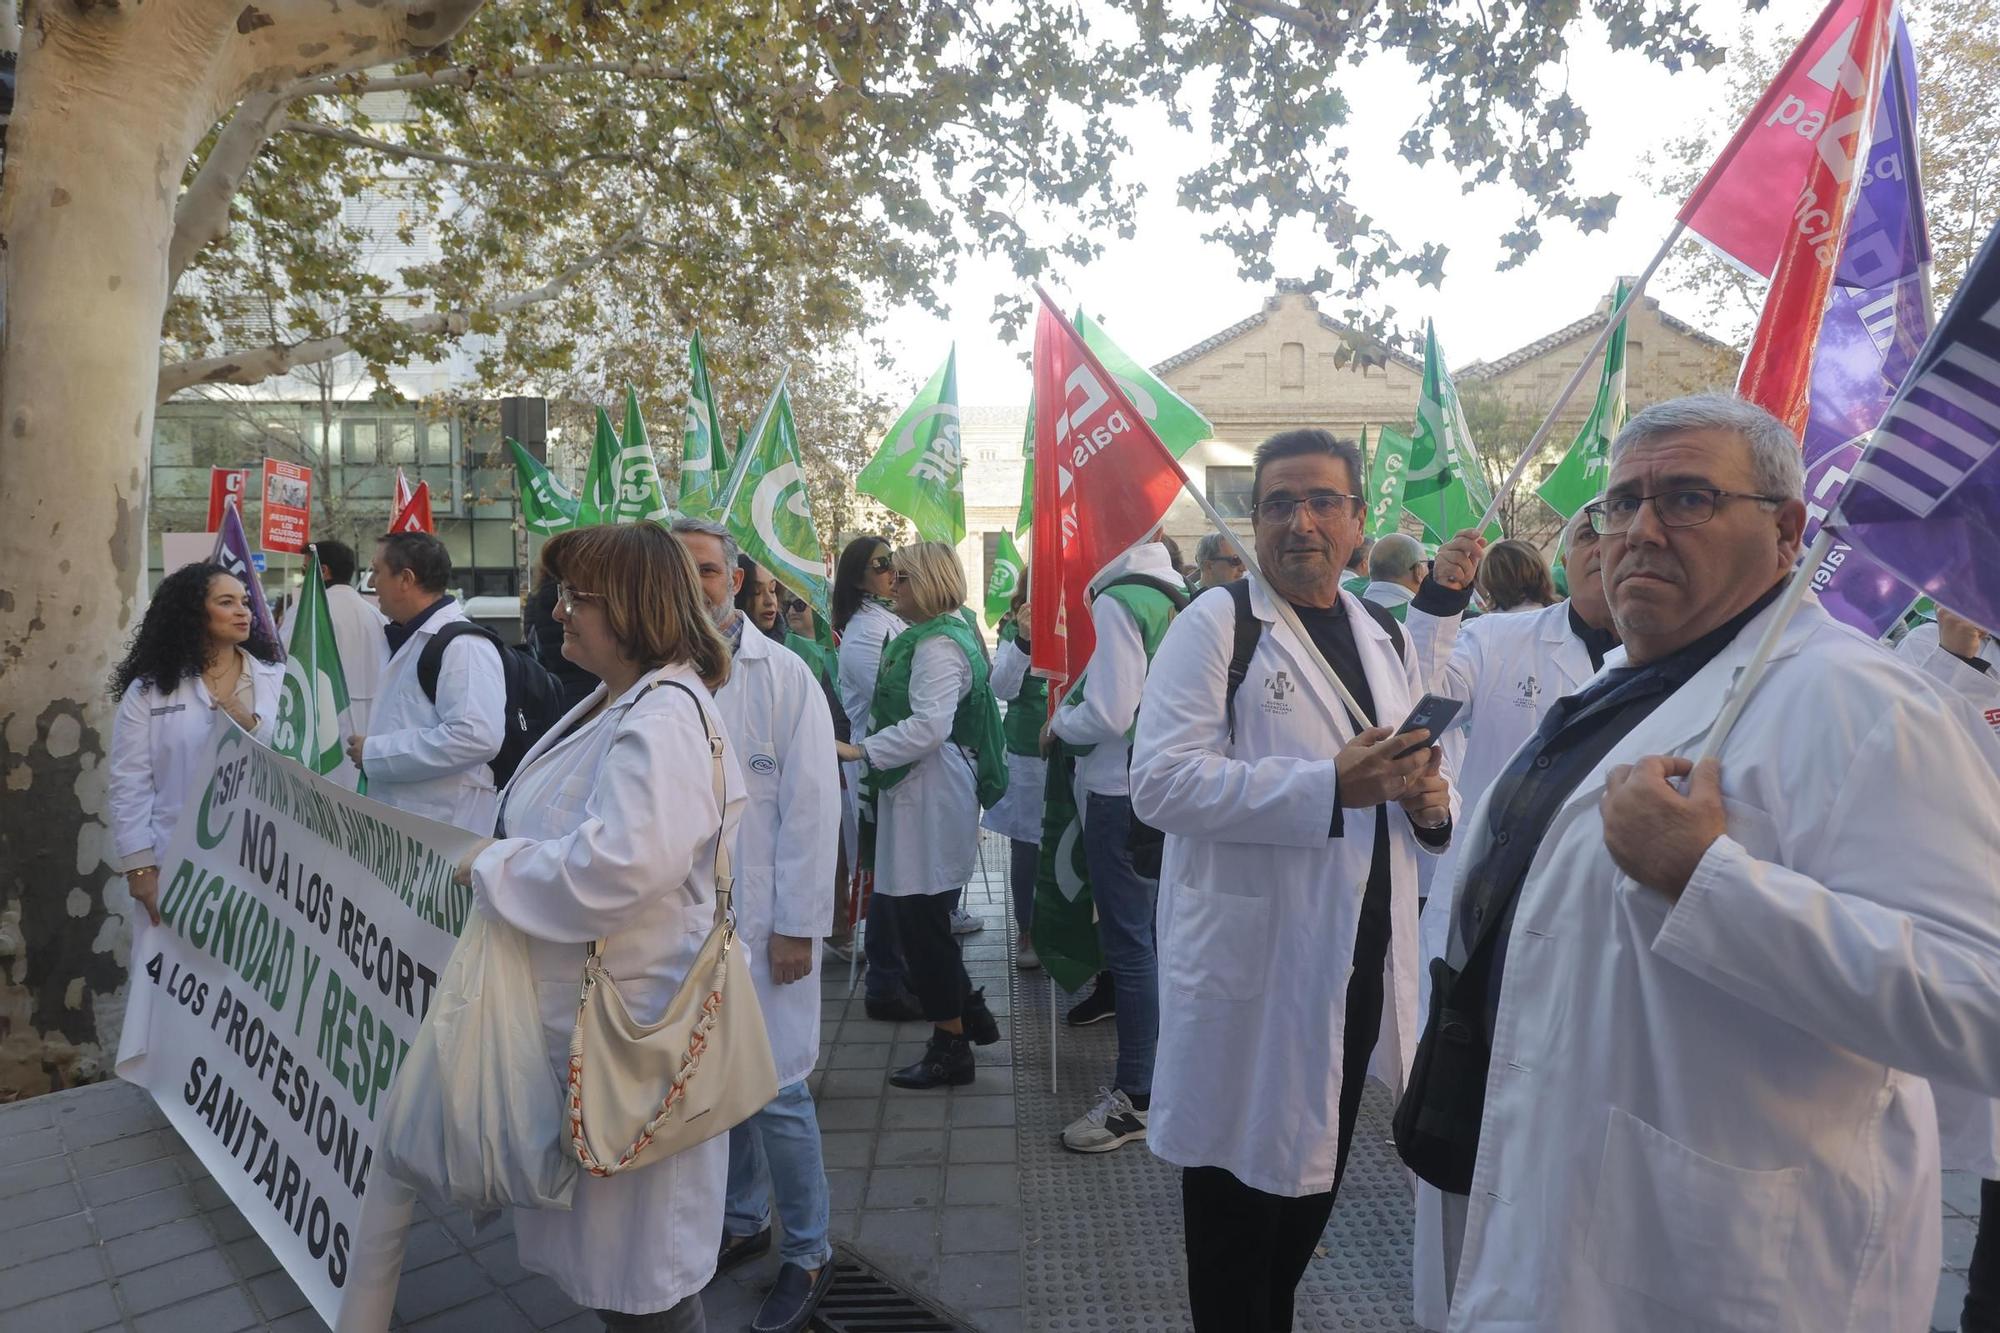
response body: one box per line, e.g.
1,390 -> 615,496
109,561 -> 283,928
463,523 -> 745,1332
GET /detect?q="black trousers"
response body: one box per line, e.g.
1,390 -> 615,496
1966,1178 -> 2000,1332
1183,911 -> 1386,1332
895,889 -> 971,1024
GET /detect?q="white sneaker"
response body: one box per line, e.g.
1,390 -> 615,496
1060,1087 -> 1147,1154
950,907 -> 984,935
1016,937 -> 1041,970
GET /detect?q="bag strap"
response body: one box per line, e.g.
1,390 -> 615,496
1223,580 -> 1261,742
587,676 -> 731,961
417,620 -> 492,704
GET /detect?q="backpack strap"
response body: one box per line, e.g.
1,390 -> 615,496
1096,572 -> 1191,613
1355,596 -> 1408,663
1223,581 -> 1261,743
417,620 -> 496,704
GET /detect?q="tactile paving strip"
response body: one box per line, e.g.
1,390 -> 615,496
999,832 -> 1421,1331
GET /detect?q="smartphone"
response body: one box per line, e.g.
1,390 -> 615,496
1392,693 -> 1464,759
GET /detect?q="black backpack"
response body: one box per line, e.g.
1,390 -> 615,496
1221,580 -> 1404,740
418,622 -> 566,787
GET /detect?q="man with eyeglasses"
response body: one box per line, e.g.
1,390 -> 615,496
1362,531 -> 1430,621
1413,393 -> 2000,1332
1194,532 -> 1246,591
1130,427 -> 1453,1330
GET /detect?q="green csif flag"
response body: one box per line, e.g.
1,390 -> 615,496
507,437 -> 580,535
271,548 -> 353,779
1076,311 -> 1211,458
576,406 -> 621,526
680,331 -> 728,520
1032,755 -> 1102,993
857,347 -> 965,543
720,373 -> 833,624
612,387 -> 673,523
1015,396 -> 1035,537
985,528 -> 1025,625
1537,280 -> 1631,520
1403,320 -> 1502,543
1365,424 -> 1416,538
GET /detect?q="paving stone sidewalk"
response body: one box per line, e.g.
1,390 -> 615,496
0,831 -> 1983,1331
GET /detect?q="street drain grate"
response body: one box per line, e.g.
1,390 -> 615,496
810,1243 -> 971,1331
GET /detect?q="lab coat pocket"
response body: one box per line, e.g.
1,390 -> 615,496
1165,887 -> 1272,1003
1585,1106 -> 1802,1332
547,776 -> 595,819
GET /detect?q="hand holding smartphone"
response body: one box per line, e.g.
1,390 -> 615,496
1393,693 -> 1464,759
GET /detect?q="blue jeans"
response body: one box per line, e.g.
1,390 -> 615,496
724,1081 -> 833,1270
862,887 -> 910,1001
1083,792 -> 1158,1096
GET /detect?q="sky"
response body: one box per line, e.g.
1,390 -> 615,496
865,0 -> 1809,407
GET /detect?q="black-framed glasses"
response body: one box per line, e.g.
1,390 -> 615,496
1253,492 -> 1365,524
556,582 -> 603,616
786,599 -> 809,614
1583,488 -> 1784,535
869,555 -> 896,573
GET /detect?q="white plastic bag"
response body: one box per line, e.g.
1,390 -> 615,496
378,911 -> 576,1215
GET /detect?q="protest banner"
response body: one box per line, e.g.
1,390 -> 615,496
260,458 -> 313,553
117,720 -> 478,1327
207,467 -> 251,531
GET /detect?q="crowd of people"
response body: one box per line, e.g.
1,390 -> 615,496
104,390 -> 2000,1333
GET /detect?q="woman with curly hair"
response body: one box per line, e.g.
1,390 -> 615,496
108,561 -> 283,929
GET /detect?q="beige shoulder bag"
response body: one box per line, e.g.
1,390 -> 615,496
566,679 -> 777,1177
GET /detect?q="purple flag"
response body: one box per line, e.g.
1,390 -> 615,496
1832,216 -> 2000,631
209,502 -> 280,645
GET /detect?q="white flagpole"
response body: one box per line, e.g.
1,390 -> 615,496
1471,222 -> 1687,533
1693,523 -> 1834,765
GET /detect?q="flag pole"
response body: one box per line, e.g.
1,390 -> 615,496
1472,222 -> 1687,533
1694,528 -> 1831,764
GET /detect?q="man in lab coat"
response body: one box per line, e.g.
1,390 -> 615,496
346,532 -> 505,834
675,519 -> 842,1333
1361,531 -> 1429,621
1430,393 -> 2000,1331
280,539 -> 389,735
1130,428 -> 1453,1331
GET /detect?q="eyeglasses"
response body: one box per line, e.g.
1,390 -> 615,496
556,582 -> 603,616
1211,556 -> 1245,569
786,599 -> 808,615
1253,493 -> 1364,525
893,571 -> 911,585
1583,488 -> 1784,535
869,555 -> 896,573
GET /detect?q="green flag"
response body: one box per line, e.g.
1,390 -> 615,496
611,387 -> 672,523
1032,755 -> 1102,992
985,529 -> 1025,625
720,374 -> 833,624
680,331 -> 728,520
856,347 -> 965,543
507,437 -> 580,535
1536,280 -> 1631,520
1016,397 -> 1035,538
577,406 -> 620,526
1075,311 -> 1210,458
1365,424 -> 1417,538
271,548 -> 352,779
1403,321 -> 1501,543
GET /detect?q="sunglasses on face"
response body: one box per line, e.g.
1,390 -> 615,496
869,555 -> 895,573
787,600 -> 808,614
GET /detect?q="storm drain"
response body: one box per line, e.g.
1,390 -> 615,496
811,1244 -> 970,1331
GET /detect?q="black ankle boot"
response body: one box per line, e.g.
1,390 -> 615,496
890,1029 -> 975,1089
962,987 -> 1001,1046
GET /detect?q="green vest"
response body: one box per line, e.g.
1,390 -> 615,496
865,615 -> 1010,808
998,619 -> 1048,757
1061,578 -> 1187,753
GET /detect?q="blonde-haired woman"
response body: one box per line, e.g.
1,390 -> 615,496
838,542 -> 1002,1088
460,522 -> 745,1332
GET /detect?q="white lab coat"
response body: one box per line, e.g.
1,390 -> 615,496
325,584 -> 389,734
1403,597 -> 1598,1329
1050,542 -> 1181,801
1362,580 -> 1416,616
980,634 -> 1046,845
713,626 -> 840,1087
1898,629 -> 2000,1178
838,600 -> 907,875
364,600 -> 506,834
1130,580 -> 1451,1197
1446,596 -> 2000,1333
471,662 -> 747,1316
860,631 -> 978,898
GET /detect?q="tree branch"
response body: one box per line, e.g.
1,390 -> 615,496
156,226 -> 642,401
288,59 -> 701,99
278,119 -> 633,180
170,89 -> 292,290
225,0 -> 487,98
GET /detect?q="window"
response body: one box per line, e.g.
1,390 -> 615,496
342,420 -> 378,465
1207,465 -> 1255,519
386,421 -> 418,465
1280,341 -> 1306,390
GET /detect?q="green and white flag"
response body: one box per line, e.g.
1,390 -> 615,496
271,548 -> 353,782
720,373 -> 833,624
1403,320 -> 1502,542
857,347 -> 965,543
985,528 -> 1025,625
507,437 -> 580,535
611,387 -> 672,523
680,331 -> 728,520
1032,756 -> 1102,993
1015,397 -> 1035,538
1076,311 -> 1210,458
1537,280 -> 1631,520
1365,424 -> 1416,538
576,406 -> 620,526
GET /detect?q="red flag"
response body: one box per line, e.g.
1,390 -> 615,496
206,467 -> 250,531
1028,292 -> 1188,695
389,481 -> 434,534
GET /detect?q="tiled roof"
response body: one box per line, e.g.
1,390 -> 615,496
1151,291 -> 1425,376
1456,296 -> 1734,381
